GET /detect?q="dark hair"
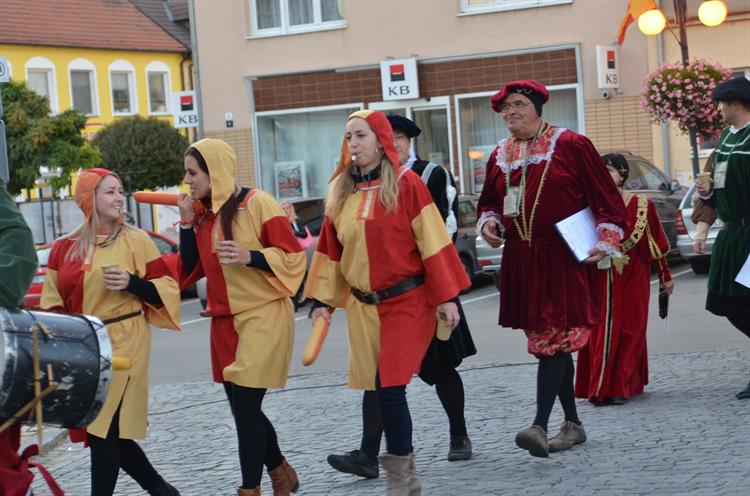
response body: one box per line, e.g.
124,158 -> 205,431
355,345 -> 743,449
185,147 -> 239,241
602,153 -> 629,186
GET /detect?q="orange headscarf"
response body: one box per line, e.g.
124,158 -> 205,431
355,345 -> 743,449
74,168 -> 121,220
331,110 -> 401,182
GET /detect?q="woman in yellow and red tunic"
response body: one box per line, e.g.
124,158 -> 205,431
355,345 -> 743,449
305,110 -> 470,495
575,154 -> 674,406
41,168 -> 181,496
177,139 -> 306,496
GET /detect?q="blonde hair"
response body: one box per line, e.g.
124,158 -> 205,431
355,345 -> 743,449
280,200 -> 298,223
325,156 -> 400,219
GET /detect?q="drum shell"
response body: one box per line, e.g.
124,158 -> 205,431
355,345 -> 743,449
0,307 -> 112,428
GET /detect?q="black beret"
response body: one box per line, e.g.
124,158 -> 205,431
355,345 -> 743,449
711,76 -> 750,104
387,114 -> 421,138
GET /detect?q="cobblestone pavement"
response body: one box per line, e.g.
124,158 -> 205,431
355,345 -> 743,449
29,348 -> 750,496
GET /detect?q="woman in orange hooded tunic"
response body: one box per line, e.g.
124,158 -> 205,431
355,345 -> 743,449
177,139 -> 306,496
41,168 -> 181,496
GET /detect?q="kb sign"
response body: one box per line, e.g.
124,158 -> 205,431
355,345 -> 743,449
172,91 -> 199,129
380,58 -> 419,101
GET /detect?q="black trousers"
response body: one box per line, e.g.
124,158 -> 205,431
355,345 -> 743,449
87,407 -> 163,496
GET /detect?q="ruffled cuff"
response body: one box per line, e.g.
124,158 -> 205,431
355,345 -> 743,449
476,211 -> 504,238
595,224 -> 623,258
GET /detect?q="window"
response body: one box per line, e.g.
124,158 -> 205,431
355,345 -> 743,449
460,0 -> 572,15
250,0 -> 345,37
456,85 -> 580,193
256,104 -> 361,199
624,159 -> 669,191
146,62 -> 172,114
25,57 -> 58,113
109,60 -> 137,115
68,58 -> 98,116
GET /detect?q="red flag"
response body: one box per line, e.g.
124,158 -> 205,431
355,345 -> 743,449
617,0 -> 659,45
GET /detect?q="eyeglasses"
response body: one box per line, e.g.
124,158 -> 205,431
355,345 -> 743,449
499,101 -> 532,113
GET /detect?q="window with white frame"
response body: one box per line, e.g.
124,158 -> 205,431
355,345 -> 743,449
145,61 -> 171,114
25,57 -> 58,113
68,58 -> 98,116
456,85 -> 580,193
256,104 -> 361,199
109,60 -> 137,115
251,0 -> 345,37
459,0 -> 572,15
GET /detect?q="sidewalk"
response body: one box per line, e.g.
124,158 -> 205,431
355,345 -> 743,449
29,348 -> 750,495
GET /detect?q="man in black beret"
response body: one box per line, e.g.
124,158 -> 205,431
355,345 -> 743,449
696,76 -> 750,399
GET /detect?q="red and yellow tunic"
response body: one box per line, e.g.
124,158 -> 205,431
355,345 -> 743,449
40,228 -> 180,440
305,168 -> 470,390
576,195 -> 672,402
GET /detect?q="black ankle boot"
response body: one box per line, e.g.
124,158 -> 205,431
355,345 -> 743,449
736,382 -> 750,400
327,449 -> 378,478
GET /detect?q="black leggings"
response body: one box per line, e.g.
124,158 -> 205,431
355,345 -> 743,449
223,382 -> 284,489
532,352 -> 580,432
87,407 -> 163,496
374,374 -> 412,457
359,368 -> 467,459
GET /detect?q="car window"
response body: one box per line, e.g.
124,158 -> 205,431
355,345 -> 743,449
292,199 -> 325,236
36,247 -> 51,267
149,234 -> 175,255
625,160 -> 668,191
458,199 -> 477,227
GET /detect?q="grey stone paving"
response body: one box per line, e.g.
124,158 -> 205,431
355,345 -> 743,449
30,349 -> 750,496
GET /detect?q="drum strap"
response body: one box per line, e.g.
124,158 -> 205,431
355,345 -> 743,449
102,311 -> 143,325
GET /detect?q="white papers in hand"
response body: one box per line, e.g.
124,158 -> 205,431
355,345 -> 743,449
735,254 -> 750,289
554,207 -> 598,262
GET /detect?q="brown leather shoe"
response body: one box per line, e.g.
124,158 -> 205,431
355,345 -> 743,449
237,487 -> 260,496
548,421 -> 587,452
268,458 -> 299,495
515,425 -> 549,458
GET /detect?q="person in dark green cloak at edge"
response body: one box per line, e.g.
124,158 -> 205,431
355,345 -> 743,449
695,76 -> 750,399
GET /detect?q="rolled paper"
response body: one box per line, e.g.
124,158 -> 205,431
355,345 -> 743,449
133,191 -> 180,205
111,356 -> 132,370
302,310 -> 332,366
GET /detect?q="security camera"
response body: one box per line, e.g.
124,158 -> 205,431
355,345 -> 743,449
600,89 -> 611,100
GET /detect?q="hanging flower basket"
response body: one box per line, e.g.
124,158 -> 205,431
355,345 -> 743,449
641,58 -> 732,142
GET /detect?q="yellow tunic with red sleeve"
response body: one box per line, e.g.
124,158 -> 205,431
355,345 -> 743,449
40,228 -> 180,440
304,168 -> 470,390
181,189 -> 306,389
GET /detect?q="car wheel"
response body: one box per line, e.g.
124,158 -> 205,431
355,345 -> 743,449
689,258 -> 710,275
460,257 -> 474,294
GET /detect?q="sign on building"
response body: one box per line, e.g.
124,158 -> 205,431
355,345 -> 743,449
596,45 -> 619,89
172,91 -> 199,128
380,58 -> 419,101
0,56 -> 10,83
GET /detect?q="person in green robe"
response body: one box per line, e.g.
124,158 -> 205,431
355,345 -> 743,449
696,76 -> 750,399
0,180 -> 37,306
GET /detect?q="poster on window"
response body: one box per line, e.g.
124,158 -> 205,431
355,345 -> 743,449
274,161 -> 307,200
468,145 -> 495,193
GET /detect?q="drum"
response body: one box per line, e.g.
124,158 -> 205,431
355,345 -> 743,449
0,307 -> 113,428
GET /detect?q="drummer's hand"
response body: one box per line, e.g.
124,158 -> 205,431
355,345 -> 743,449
481,221 -> 503,248
437,302 -> 460,329
311,307 -> 332,323
103,268 -> 130,291
216,240 -> 250,265
584,247 -> 607,264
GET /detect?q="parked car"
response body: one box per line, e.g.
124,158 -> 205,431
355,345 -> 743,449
604,151 -> 688,255
455,194 -> 503,292
676,184 -> 723,274
23,230 -> 185,308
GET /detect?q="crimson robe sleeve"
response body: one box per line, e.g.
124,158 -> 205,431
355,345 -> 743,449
475,146 -> 506,237
646,199 -> 672,283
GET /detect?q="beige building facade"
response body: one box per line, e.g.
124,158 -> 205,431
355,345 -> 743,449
193,0 -> 750,196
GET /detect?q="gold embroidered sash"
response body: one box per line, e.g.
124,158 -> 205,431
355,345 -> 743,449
612,196 -> 648,274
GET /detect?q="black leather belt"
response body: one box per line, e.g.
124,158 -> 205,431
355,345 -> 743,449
102,311 -> 142,325
351,275 -> 424,305
722,217 -> 750,230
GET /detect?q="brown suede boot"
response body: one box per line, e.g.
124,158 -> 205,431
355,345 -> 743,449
267,458 -> 299,495
237,487 -> 260,496
379,453 -> 421,496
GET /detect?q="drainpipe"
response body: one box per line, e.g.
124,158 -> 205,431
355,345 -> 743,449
187,0 -> 204,139
656,0 -> 672,179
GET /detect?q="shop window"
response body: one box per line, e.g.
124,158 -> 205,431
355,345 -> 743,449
109,60 -> 137,115
256,105 -> 361,199
459,0 -> 572,15
146,62 -> 172,114
69,58 -> 98,116
457,86 -> 579,193
250,0 -> 345,37
25,57 -> 58,113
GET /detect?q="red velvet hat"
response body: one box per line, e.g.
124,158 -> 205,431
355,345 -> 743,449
490,80 -> 549,113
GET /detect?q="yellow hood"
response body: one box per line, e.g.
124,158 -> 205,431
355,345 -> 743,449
191,138 -> 237,211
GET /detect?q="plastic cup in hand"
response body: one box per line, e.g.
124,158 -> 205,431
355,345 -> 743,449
436,315 -> 453,341
696,172 -> 712,188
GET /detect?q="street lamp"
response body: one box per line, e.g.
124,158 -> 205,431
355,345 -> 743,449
637,0 -> 728,176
